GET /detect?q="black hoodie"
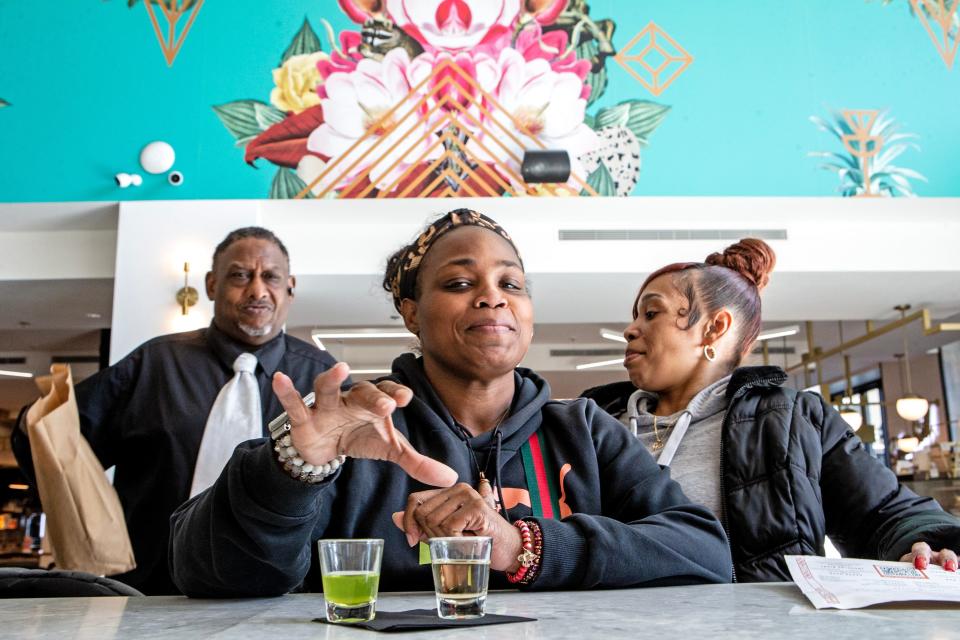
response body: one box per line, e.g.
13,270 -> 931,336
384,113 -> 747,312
170,354 -> 732,597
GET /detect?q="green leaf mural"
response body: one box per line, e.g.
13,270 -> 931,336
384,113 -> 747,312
213,100 -> 286,146
594,100 -> 671,144
583,162 -> 616,197
580,99 -> 668,196
281,18 -> 323,64
578,40 -> 608,108
270,167 -> 313,199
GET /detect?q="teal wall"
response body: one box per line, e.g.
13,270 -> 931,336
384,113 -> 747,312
0,0 -> 957,200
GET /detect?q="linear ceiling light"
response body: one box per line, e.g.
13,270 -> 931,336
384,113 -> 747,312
311,328 -> 414,351
756,325 -> 800,342
575,358 -> 624,371
311,329 -> 413,339
600,328 -> 628,343
0,369 -> 33,378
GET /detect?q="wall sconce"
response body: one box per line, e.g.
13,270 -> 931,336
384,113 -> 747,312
175,262 -> 199,315
893,304 -> 929,422
521,150 -> 571,184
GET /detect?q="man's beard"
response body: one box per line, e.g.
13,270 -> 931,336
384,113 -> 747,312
238,322 -> 273,338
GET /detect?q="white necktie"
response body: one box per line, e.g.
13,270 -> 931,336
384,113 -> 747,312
189,352 -> 262,497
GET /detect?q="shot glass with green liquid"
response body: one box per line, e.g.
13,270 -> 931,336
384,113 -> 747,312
318,539 -> 383,623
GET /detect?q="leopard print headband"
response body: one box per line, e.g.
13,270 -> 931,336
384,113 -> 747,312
386,209 -> 523,312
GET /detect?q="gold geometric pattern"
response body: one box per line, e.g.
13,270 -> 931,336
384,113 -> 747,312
614,22 -> 693,97
143,0 -> 205,67
296,58 -> 597,199
840,109 -> 883,198
910,0 -> 960,68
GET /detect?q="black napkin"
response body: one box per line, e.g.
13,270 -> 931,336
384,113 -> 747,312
313,609 -> 536,632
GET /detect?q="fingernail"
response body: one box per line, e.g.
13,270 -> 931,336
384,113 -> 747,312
406,533 -> 417,547
946,560 -> 957,572
915,556 -> 929,570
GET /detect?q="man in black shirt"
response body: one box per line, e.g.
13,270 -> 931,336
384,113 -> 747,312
13,227 -> 340,594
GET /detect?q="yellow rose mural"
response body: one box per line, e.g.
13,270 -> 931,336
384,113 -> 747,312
270,51 -> 328,114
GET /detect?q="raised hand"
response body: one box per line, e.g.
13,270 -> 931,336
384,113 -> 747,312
272,363 -> 458,488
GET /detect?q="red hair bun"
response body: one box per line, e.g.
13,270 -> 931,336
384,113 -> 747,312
705,238 -> 776,292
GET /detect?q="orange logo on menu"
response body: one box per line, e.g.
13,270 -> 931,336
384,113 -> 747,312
909,0 -> 960,68
143,0 -> 205,67
614,22 -> 693,97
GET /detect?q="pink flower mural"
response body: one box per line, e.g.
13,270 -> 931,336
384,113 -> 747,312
213,3 -> 670,198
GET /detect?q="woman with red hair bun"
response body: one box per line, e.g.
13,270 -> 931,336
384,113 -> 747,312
582,238 -> 960,582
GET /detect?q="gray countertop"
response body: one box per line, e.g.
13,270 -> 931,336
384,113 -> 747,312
4,583 -> 960,639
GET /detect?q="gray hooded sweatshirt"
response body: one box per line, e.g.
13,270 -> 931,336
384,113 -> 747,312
624,375 -> 731,518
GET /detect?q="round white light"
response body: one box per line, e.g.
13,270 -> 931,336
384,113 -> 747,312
140,141 -> 176,174
896,436 -> 920,453
896,395 -> 929,422
839,408 -> 863,431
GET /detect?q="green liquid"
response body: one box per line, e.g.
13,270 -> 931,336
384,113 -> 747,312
322,571 -> 380,606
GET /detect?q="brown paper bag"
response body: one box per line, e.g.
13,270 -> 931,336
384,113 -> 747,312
25,364 -> 136,576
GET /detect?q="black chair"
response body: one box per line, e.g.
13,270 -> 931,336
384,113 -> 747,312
0,568 -> 144,598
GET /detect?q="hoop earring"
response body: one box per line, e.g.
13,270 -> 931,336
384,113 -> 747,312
703,345 -> 717,362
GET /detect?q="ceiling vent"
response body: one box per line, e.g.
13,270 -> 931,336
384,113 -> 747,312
0,357 -> 27,365
559,229 -> 787,241
550,348 -> 624,357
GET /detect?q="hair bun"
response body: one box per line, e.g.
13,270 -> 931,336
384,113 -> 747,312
705,238 -> 776,291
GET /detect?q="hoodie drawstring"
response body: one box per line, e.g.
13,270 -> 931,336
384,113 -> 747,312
494,430 -> 510,523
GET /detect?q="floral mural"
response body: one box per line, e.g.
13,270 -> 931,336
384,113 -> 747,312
213,0 -> 670,198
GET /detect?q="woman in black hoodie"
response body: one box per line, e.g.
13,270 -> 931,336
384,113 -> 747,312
169,209 -> 732,597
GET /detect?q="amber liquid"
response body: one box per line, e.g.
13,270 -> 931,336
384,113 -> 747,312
431,560 -> 489,619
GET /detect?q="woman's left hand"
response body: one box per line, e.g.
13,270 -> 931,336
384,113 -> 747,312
391,482 -> 523,572
900,541 -> 958,571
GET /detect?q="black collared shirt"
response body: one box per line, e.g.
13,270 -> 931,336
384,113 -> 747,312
14,323 -> 338,594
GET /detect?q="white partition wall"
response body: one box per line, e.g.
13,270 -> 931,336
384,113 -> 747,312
106,197 -> 960,368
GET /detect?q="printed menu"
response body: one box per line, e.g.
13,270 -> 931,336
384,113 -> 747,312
786,555 -> 960,609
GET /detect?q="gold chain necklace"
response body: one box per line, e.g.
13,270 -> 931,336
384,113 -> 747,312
650,415 -> 674,452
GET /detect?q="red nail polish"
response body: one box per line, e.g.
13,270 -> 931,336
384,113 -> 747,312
915,556 -> 928,570
945,560 -> 957,572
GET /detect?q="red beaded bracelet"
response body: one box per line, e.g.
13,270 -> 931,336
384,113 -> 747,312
519,520 -> 543,585
506,519 -> 542,585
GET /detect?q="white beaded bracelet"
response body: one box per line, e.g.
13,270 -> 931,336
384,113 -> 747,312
273,433 -> 346,484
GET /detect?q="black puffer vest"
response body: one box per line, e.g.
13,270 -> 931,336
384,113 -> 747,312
723,366 -> 959,582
